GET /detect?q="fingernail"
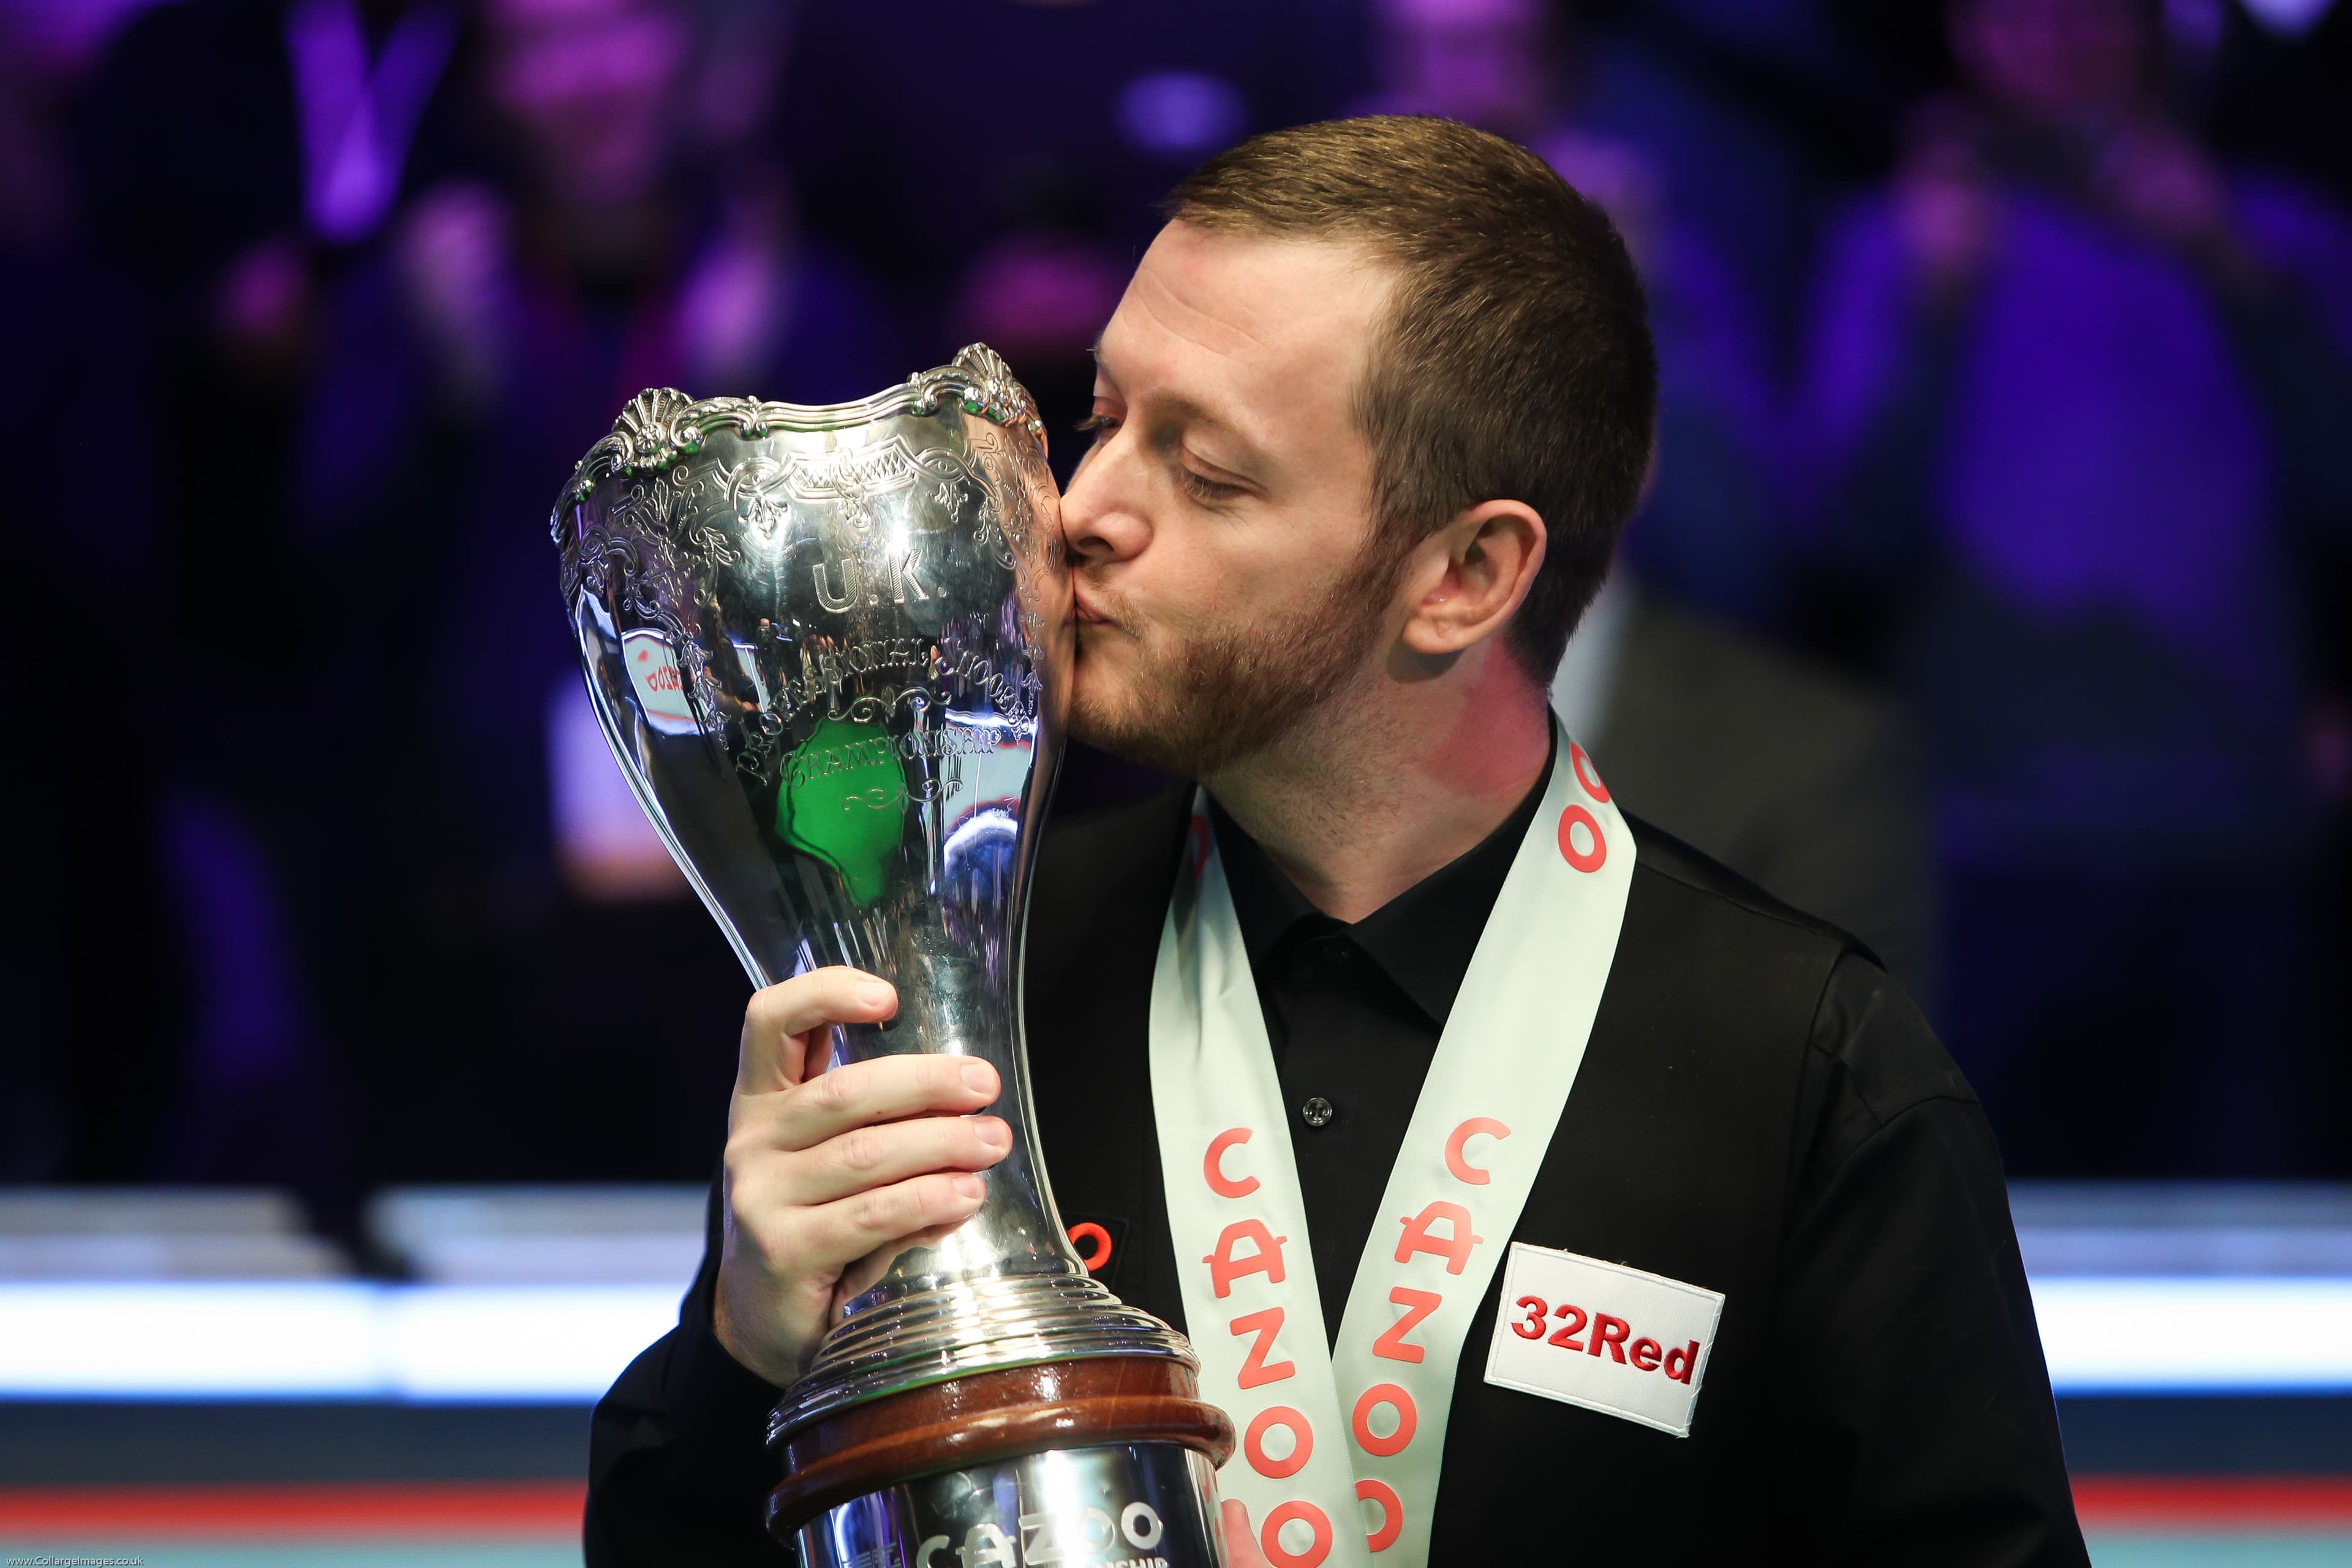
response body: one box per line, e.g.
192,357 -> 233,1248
961,1060 -> 996,1094
977,1117 -> 1011,1151
952,1172 -> 986,1200
857,981 -> 893,1010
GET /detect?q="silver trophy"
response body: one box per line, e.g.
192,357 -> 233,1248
554,347 -> 1231,1566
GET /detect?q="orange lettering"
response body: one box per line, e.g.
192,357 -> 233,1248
1357,1479 -> 1403,1553
1371,1287 -> 1442,1363
1204,1218 -> 1289,1298
1442,1118 -> 1510,1185
1351,1382 -> 1417,1458
1243,1406 -> 1313,1480
1393,1200 -> 1484,1275
1229,1306 -> 1295,1389
1204,1128 -> 1259,1199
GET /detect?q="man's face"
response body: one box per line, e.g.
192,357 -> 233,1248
1061,222 -> 1404,777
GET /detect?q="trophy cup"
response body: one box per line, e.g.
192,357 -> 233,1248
553,347 -> 1234,1566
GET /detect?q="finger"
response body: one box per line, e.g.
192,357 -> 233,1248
777,1114 -> 1012,1208
763,1053 -> 1001,1152
1220,1501 -> 1263,1567
738,967 -> 897,1094
788,1170 -> 990,1276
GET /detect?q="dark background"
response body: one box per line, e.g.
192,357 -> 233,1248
4,0 -> 2350,1261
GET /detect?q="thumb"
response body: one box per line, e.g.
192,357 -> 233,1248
1219,1499 -> 1267,1568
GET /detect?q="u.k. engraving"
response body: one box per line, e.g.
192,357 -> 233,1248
813,550 -> 931,611
814,559 -> 861,612
891,548 -> 932,605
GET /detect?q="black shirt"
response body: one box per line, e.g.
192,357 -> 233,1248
587,783 -> 2089,1566
1207,768 -> 1544,1342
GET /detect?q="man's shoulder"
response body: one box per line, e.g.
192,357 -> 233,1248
1620,813 -> 1971,1133
1621,812 -> 1872,971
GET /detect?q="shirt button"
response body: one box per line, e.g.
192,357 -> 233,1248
1300,1096 -> 1335,1129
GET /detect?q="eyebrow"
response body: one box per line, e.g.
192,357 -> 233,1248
1089,345 -> 1266,473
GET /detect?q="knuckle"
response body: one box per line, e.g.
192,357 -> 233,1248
851,1186 -> 908,1237
807,1068 -> 854,1116
834,1126 -> 884,1177
755,1218 -> 804,1275
729,1189 -> 778,1256
726,1161 -> 777,1218
743,982 -> 793,1033
723,1139 -> 773,1196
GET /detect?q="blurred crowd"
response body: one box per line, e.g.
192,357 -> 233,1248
5,0 -> 2349,1245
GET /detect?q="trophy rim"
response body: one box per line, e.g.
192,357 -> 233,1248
553,341 -> 1047,513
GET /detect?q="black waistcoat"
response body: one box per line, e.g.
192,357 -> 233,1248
1024,786 -> 1823,1558
587,778 -> 2082,1566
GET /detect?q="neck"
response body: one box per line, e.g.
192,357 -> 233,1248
1205,643 -> 1552,923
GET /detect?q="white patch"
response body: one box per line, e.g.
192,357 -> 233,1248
622,629 -> 698,736
1483,1242 -> 1724,1438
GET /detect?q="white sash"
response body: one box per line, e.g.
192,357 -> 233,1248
1148,723 -> 1634,1566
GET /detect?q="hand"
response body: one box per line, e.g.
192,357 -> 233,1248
1219,1501 -> 1269,1568
713,967 -> 1012,1385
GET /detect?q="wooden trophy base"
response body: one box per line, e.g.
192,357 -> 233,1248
767,1354 -> 1235,1554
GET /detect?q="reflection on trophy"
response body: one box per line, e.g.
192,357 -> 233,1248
553,346 -> 1234,1565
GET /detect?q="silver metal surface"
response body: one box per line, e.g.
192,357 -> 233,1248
553,346 -> 1192,1442
794,1442 -> 1222,1568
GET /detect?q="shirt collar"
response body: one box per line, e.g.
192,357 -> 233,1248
1207,737 -> 1556,1027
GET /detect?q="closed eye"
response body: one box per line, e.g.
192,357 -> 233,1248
1080,412 -> 1247,508
1175,465 -> 1245,507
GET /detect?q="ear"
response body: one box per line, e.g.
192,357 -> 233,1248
1396,499 -> 1547,658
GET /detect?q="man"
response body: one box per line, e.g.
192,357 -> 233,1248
589,118 -> 2085,1564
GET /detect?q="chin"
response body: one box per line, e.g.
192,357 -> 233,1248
1065,664 -> 1130,749
1066,668 -> 1165,766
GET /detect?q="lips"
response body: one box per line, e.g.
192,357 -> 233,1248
1071,584 -> 1120,630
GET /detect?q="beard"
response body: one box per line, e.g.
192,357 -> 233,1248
1068,535 -> 1408,779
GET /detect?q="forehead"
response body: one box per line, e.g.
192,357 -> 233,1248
1098,222 -> 1391,443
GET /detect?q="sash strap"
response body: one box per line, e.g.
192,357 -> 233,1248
1148,722 -> 1635,1566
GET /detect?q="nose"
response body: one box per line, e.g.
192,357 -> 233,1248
1060,437 -> 1150,569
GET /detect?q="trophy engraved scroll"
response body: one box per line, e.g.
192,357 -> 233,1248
553,347 -> 1234,1565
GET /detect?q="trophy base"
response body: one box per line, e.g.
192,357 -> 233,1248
773,1272 -> 1197,1440
767,1355 -> 1235,1562
791,1441 -> 1223,1568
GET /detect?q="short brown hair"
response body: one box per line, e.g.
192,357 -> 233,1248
1163,116 -> 1656,680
